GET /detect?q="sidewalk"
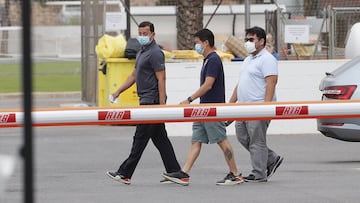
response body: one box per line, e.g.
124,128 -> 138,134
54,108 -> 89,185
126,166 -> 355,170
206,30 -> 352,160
0,92 -> 85,109
0,91 -> 81,99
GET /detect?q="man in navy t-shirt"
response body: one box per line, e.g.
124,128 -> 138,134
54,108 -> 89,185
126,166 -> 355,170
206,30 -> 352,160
163,29 -> 244,186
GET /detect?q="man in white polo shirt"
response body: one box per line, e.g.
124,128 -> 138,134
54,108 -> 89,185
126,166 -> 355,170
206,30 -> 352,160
229,26 -> 283,182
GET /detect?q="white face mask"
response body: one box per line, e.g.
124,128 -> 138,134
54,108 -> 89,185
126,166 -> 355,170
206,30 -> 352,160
244,41 -> 256,54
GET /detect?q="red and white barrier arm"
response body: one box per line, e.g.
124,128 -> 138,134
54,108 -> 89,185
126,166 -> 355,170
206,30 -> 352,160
1,100 -> 360,128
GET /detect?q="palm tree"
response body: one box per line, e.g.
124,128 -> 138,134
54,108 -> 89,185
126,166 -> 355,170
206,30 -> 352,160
176,0 -> 204,50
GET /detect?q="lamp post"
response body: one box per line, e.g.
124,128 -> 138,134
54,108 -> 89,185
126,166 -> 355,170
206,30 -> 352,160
21,0 -> 34,202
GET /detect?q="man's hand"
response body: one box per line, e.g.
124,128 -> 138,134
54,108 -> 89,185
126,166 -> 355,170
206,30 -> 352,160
112,92 -> 120,99
180,99 -> 190,104
109,93 -> 119,103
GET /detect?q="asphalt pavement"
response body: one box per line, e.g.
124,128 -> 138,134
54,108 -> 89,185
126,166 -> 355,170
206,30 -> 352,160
1,94 -> 360,203
1,126 -> 360,202
0,92 -> 84,109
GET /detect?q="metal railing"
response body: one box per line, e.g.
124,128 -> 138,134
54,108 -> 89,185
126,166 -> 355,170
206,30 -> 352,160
266,5 -> 360,60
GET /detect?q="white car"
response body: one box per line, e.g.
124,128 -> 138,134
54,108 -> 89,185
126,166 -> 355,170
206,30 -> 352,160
317,56 -> 360,142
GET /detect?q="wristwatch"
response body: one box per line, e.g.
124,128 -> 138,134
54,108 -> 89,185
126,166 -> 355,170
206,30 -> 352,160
187,96 -> 193,103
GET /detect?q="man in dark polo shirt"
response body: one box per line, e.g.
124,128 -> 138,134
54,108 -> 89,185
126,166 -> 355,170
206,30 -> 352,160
106,21 -> 181,185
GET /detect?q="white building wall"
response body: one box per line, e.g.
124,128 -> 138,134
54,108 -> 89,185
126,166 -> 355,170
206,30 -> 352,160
165,59 -> 349,136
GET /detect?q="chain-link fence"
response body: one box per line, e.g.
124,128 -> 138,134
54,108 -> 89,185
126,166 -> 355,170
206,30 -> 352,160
266,0 -> 360,60
0,0 -> 279,58
2,0 -> 359,58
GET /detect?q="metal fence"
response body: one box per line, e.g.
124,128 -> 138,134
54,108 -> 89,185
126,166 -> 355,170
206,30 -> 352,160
265,1 -> 360,60
1,1 -> 360,61
2,0 -> 360,103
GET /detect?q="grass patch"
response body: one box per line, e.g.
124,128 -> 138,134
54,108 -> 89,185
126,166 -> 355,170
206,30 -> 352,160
0,61 -> 81,93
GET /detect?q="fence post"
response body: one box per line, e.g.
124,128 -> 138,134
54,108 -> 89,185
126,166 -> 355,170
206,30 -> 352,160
328,5 -> 335,59
81,0 -> 101,106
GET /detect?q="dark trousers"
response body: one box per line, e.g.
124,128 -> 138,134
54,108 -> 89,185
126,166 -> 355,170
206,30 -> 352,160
118,123 -> 181,178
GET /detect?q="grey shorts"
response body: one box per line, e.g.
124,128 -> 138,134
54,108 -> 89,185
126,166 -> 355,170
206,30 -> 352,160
192,121 -> 227,144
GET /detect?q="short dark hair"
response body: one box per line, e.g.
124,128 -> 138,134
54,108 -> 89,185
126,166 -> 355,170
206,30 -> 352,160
194,28 -> 215,47
245,26 -> 266,46
139,21 -> 154,32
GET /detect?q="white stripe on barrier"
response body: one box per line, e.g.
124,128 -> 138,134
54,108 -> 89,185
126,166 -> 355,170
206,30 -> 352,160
1,101 -> 360,127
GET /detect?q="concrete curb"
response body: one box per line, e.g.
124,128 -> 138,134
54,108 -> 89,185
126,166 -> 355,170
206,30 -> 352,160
0,91 -> 81,99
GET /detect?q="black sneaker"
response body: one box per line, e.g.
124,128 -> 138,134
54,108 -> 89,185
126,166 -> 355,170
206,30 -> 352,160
243,174 -> 267,183
106,171 -> 131,185
267,156 -> 284,179
162,170 -> 190,186
160,178 -> 174,184
216,172 -> 244,186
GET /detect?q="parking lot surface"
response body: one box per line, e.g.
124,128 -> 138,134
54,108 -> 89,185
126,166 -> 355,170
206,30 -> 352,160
1,125 -> 360,203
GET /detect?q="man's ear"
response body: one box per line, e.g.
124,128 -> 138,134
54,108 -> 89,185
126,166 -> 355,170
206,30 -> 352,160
260,38 -> 265,46
204,40 -> 209,47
